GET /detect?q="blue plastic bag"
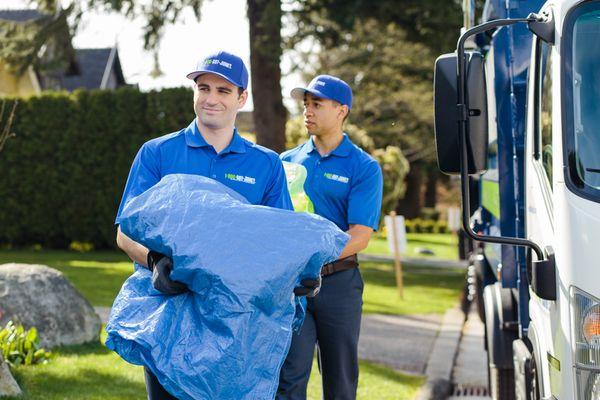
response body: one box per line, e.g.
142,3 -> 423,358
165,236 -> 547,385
106,174 -> 348,400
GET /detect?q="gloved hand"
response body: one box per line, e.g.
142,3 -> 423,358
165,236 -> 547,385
293,274 -> 322,298
147,250 -> 188,295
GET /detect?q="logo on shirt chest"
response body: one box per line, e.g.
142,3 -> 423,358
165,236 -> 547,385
323,172 -> 349,184
225,173 -> 256,185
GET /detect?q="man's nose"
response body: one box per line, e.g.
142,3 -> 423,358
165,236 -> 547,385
204,91 -> 219,105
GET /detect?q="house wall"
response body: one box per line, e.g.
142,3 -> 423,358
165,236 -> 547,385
0,62 -> 41,97
103,69 -> 118,90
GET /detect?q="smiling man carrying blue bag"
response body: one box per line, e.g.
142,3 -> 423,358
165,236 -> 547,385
113,50 -> 326,400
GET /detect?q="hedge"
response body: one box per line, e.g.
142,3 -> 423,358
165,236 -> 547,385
0,87 -> 194,249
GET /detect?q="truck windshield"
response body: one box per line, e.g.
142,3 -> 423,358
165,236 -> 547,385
565,3 -> 600,199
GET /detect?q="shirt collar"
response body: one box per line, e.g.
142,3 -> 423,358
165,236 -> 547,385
330,134 -> 353,157
184,119 -> 246,154
221,128 -> 247,154
304,136 -> 318,154
305,133 -> 353,157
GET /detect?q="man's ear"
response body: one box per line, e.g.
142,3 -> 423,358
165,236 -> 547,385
238,90 -> 249,108
339,105 -> 349,120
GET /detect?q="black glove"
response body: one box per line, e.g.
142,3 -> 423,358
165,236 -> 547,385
147,250 -> 188,295
293,274 -> 322,298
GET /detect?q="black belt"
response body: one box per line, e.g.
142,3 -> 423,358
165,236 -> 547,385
321,254 -> 359,277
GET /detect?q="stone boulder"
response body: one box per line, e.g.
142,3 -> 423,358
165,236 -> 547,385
0,263 -> 102,348
0,354 -> 21,397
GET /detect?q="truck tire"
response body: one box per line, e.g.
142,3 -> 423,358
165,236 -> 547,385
490,366 -> 515,400
528,328 -> 543,400
475,263 -> 485,321
483,283 -> 518,400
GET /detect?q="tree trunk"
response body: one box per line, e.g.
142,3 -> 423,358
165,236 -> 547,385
424,167 -> 438,208
395,164 -> 423,219
247,0 -> 287,153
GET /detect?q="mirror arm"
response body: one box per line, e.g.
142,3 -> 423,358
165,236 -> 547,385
456,17 -> 545,262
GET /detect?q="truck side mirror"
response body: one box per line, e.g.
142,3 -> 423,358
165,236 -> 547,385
434,52 -> 488,175
527,247 -> 557,301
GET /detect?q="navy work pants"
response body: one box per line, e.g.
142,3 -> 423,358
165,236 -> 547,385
144,367 -> 178,400
276,267 -> 364,400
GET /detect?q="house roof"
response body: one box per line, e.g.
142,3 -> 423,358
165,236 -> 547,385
0,9 -> 46,23
60,47 -> 126,91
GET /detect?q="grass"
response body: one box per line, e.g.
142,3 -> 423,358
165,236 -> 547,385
361,262 -> 464,315
0,249 -> 465,315
364,233 -> 459,260
307,358 -> 424,400
0,239 -> 463,399
8,334 -> 423,400
9,329 -> 422,400
0,250 -> 133,307
7,331 -> 145,400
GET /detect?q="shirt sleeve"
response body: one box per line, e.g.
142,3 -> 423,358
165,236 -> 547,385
114,142 -> 161,224
261,156 -> 294,210
347,159 -> 383,230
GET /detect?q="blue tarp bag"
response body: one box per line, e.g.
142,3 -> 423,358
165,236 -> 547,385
106,174 -> 348,399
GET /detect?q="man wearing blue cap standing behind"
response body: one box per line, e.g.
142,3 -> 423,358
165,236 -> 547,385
277,75 -> 383,399
114,51 -> 294,399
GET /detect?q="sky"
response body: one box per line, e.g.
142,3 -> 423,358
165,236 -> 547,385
9,0 -> 302,112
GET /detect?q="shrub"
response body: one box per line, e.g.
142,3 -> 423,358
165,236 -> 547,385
411,218 -> 424,233
0,88 -> 193,248
421,207 -> 440,221
0,321 -> 51,367
421,219 -> 436,233
69,241 -> 94,252
434,220 -> 449,234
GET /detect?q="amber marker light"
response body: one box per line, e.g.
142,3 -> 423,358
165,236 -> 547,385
583,304 -> 600,345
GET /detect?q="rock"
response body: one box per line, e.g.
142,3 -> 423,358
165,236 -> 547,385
0,263 -> 101,348
0,354 -> 21,397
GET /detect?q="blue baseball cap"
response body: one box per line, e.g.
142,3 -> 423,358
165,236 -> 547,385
291,75 -> 353,110
186,51 -> 249,90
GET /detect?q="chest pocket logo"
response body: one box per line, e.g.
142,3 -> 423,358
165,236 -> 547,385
324,172 -> 349,184
225,173 -> 256,185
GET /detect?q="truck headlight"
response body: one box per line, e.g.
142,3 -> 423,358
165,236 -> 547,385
571,288 -> 600,399
583,304 -> 600,346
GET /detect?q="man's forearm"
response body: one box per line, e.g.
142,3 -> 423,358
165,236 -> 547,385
116,227 -> 149,267
337,224 -> 373,260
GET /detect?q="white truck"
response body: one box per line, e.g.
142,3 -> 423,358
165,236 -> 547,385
433,0 -> 600,398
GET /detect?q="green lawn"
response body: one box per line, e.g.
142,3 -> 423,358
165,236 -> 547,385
0,250 -> 133,307
307,357 -> 424,400
364,233 -> 459,260
0,245 -> 462,399
9,336 -> 423,400
8,338 -> 146,400
361,262 -> 464,315
0,248 -> 464,314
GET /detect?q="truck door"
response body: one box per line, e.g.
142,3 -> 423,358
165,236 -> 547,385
527,36 -> 554,243
525,32 -> 556,399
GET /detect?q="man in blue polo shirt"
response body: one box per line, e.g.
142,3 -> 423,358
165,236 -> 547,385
114,50 -> 293,400
277,75 -> 383,400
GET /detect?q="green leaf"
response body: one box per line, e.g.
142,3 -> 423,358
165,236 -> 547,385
25,327 -> 38,343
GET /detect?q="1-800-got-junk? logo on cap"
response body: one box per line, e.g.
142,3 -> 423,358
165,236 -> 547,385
290,74 -> 353,109
204,59 -> 233,69
186,51 -> 249,89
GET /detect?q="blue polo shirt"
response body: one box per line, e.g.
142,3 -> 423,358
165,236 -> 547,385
116,119 -> 293,223
281,134 -> 383,231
